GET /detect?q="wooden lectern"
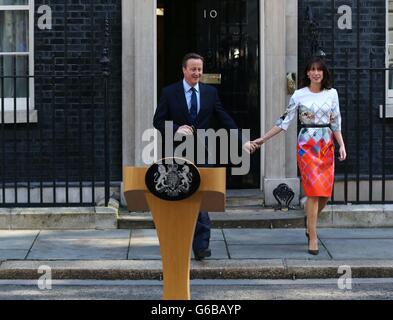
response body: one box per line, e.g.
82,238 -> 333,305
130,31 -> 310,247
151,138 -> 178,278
123,165 -> 226,300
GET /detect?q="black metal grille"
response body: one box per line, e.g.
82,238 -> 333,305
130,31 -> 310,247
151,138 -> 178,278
0,13 -> 112,207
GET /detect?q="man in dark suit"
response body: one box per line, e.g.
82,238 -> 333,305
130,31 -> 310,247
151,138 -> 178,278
153,53 -> 256,260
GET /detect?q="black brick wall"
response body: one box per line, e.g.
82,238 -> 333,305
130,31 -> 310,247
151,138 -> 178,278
3,0 -> 390,190
299,0 -> 392,177
1,0 -> 122,184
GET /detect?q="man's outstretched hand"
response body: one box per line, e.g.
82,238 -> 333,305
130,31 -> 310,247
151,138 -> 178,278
253,137 -> 265,147
243,141 -> 259,154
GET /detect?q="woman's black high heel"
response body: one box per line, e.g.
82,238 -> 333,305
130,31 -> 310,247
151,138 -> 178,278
304,216 -> 309,240
305,216 -> 319,255
308,236 -> 319,255
308,248 -> 319,255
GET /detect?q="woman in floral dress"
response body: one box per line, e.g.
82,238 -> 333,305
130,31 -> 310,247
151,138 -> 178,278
253,57 -> 347,255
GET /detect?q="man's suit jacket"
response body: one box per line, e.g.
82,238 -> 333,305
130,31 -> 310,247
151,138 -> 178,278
153,81 -> 238,135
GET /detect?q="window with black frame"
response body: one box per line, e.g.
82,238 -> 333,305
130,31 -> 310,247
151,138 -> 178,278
388,0 -> 393,101
0,0 -> 33,117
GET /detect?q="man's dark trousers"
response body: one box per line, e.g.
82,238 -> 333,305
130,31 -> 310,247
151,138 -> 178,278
193,211 -> 211,254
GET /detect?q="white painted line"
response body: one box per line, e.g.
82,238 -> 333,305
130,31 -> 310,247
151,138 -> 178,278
0,278 -> 393,287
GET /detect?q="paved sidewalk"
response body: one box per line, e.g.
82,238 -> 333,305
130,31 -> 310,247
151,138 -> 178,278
0,228 -> 393,279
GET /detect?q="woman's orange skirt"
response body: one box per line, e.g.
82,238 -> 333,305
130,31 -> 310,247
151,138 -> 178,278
297,131 -> 335,198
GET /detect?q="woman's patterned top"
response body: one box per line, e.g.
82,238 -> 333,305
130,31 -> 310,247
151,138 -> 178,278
276,87 -> 342,132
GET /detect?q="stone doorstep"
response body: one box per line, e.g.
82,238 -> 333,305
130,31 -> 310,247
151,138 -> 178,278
1,204 -> 393,230
0,260 -> 392,280
0,206 -> 118,230
118,205 -> 393,229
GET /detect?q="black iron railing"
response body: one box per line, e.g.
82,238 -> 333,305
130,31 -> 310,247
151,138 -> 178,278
0,0 -> 121,208
0,0 -> 115,208
0,37 -> 111,208
330,61 -> 392,204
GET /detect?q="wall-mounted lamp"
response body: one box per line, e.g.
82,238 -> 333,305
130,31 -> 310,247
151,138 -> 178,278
156,8 -> 164,16
287,72 -> 296,95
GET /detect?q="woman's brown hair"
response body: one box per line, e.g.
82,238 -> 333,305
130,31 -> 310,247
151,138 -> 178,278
299,56 -> 332,90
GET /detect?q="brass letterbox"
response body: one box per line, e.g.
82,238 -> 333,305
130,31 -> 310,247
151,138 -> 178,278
201,73 -> 222,84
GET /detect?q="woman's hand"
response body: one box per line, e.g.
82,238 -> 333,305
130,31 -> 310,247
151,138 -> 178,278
338,145 -> 347,161
333,131 -> 346,161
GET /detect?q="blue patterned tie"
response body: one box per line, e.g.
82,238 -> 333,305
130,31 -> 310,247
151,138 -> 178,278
190,87 -> 198,124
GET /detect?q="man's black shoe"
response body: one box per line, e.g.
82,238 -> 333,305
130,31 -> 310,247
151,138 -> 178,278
194,249 -> 211,261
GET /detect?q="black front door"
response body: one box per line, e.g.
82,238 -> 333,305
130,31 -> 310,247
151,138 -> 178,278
157,0 -> 260,188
